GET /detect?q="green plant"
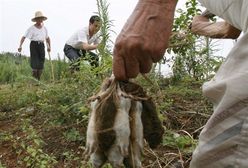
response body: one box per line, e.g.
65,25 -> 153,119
0,162 -> 6,168
96,0 -> 114,78
17,119 -> 57,168
0,52 -> 70,84
166,0 -> 224,81
63,128 -> 84,142
62,150 -> 81,167
163,130 -> 197,153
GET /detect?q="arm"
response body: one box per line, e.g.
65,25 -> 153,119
46,37 -> 51,52
191,11 -> 241,39
82,43 -> 98,51
113,0 -> 178,81
18,36 -> 26,52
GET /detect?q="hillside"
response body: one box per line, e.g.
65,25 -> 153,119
0,73 -> 212,168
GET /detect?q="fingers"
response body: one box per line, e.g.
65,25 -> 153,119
113,48 -> 140,81
113,55 -> 128,81
137,53 -> 153,74
113,42 -> 127,80
113,49 -> 154,81
124,53 -> 140,79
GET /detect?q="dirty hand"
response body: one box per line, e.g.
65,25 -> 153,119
113,0 -> 178,81
18,47 -> 22,52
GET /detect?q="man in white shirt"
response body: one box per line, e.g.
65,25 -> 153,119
64,15 -> 101,70
18,11 -> 51,80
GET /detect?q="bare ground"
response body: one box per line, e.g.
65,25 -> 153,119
0,81 -> 211,168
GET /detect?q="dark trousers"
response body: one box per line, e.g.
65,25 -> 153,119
63,44 -> 99,68
30,41 -> 45,80
30,41 -> 45,70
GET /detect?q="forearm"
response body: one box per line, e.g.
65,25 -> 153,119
82,43 -> 98,51
18,37 -> 25,52
19,37 -> 25,48
191,15 -> 241,39
45,37 -> 51,52
46,37 -> 51,49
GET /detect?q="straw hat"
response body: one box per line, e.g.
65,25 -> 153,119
31,11 -> 47,22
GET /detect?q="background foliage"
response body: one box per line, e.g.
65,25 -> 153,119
0,0 -> 229,167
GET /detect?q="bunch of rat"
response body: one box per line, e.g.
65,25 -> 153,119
84,77 -> 164,168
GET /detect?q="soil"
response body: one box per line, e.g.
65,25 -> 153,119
0,82 -> 211,168
0,111 -> 209,167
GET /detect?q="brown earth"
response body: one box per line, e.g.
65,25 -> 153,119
0,82 -> 211,168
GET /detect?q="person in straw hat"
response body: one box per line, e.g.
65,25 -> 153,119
18,11 -> 51,80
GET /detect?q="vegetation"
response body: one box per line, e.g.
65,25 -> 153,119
0,0 -> 227,167
0,59 -> 212,167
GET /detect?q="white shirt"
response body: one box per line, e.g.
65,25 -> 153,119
66,26 -> 101,49
190,1 -> 248,168
24,25 -> 49,41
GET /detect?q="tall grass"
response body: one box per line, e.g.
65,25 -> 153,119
95,0 -> 114,78
0,52 -> 69,84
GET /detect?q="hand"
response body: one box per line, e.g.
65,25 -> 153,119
18,47 -> 22,52
113,0 -> 177,81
